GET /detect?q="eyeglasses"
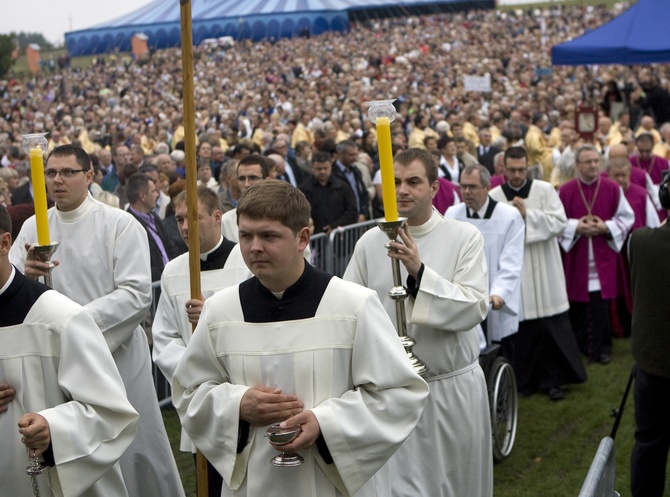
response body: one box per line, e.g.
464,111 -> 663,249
459,184 -> 485,191
45,168 -> 87,179
237,175 -> 262,183
577,159 -> 601,165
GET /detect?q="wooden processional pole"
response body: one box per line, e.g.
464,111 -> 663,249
179,1 -> 207,496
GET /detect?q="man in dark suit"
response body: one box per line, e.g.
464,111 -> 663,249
477,127 -> 502,175
125,173 -> 178,281
299,151 -> 357,234
9,181 -> 33,205
331,140 -> 370,221
629,173 -> 670,497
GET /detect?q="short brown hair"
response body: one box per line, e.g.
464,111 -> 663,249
394,148 -> 438,184
173,185 -> 221,215
46,144 -> 91,171
0,204 -> 11,235
236,180 -> 310,234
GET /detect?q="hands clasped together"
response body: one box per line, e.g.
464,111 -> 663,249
240,386 -> 320,454
576,216 -> 608,238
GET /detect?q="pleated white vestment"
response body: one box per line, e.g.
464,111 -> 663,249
344,209 -> 493,497
172,266 -> 429,497
444,199 -> 525,341
0,269 -> 139,497
10,195 -> 186,497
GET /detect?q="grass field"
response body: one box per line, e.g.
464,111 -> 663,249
162,336 -> 670,497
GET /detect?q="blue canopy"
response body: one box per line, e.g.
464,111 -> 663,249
65,0 -> 493,56
552,0 -> 670,66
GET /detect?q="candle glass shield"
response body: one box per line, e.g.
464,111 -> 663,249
21,133 -> 49,156
21,133 -> 59,288
376,218 -> 429,377
366,99 -> 397,125
266,424 -> 304,467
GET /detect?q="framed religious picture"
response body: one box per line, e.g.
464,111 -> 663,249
575,106 -> 598,141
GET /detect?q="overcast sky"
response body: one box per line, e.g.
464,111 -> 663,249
0,0 -> 155,46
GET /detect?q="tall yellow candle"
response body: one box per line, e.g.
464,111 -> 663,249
376,116 -> 399,221
29,147 -> 50,246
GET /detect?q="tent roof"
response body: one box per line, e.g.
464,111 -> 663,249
552,0 -> 670,66
65,0 -> 493,56
92,0 -> 460,28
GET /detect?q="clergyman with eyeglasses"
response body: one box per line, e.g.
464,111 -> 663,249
490,146 -> 587,401
557,144 -> 634,365
9,144 -> 186,497
220,154 -> 271,242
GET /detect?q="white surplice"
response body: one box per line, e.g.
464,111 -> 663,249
152,243 -> 252,451
9,195 -> 185,497
0,273 -> 138,497
444,199 -> 525,341
490,180 -> 570,319
343,209 -> 493,497
172,277 -> 429,497
221,208 -> 239,242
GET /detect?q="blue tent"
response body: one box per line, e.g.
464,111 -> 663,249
65,0 -> 493,56
552,0 -> 670,66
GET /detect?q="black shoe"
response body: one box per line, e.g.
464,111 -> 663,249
548,388 -> 564,401
600,353 -> 611,364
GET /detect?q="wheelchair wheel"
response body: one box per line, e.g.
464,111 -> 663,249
487,356 -> 518,463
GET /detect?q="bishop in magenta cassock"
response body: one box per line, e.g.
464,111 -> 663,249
558,145 -> 634,364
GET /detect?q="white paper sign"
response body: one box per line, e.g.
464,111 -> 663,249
463,75 -> 491,93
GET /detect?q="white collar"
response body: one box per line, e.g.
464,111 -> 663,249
407,208 -> 443,237
55,193 -> 97,223
200,236 -> 224,261
472,197 -> 490,219
0,265 -> 16,296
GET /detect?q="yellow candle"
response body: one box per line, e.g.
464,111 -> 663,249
376,116 -> 399,221
29,147 -> 50,246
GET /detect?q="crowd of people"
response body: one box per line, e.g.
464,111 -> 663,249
2,2 -> 670,497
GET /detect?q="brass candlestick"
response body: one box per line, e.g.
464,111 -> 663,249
33,242 -> 59,288
377,218 -> 429,377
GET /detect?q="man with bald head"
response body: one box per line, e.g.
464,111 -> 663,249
606,157 -> 660,337
155,153 -> 177,178
634,115 -> 662,145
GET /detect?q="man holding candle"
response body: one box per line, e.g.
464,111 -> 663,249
10,144 -> 186,497
344,148 -> 493,497
0,204 -> 140,497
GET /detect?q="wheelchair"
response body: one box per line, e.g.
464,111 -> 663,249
479,342 -> 518,463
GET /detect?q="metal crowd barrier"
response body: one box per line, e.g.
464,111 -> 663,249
577,437 -> 619,497
149,220 -> 378,405
145,281 -> 173,408
309,219 -> 378,277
